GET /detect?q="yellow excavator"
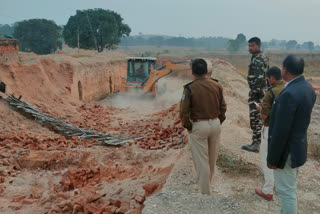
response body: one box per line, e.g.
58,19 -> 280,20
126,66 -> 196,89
121,57 -> 191,95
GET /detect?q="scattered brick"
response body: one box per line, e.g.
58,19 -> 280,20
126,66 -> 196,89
22,199 -> 35,205
143,182 -> 159,196
11,195 -> 26,202
133,195 -> 145,204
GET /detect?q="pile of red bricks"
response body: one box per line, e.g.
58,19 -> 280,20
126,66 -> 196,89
75,104 -> 120,132
135,104 -> 187,150
60,168 -> 101,191
0,148 -> 20,191
135,122 -> 185,150
43,186 -> 142,214
72,103 -> 187,151
52,169 -> 154,213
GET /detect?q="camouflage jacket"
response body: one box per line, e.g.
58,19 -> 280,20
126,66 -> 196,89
247,51 -> 269,93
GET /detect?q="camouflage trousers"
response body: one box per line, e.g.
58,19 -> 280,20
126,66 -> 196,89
248,90 -> 264,145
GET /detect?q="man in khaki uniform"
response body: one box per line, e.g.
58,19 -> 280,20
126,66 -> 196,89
179,58 -> 227,195
255,66 -> 285,200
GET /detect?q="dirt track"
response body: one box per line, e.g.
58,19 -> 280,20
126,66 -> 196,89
0,51 -> 319,214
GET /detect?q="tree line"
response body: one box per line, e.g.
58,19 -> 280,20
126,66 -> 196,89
120,35 -> 229,49
120,33 -> 320,53
1,13 -> 319,55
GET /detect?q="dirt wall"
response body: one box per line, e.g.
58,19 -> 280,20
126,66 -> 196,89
0,43 -> 19,64
71,61 -> 126,102
0,52 -> 127,104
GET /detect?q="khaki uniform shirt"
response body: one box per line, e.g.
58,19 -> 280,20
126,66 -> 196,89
261,80 -> 285,126
179,77 -> 227,130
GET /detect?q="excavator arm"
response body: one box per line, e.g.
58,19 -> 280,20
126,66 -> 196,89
142,61 -> 190,94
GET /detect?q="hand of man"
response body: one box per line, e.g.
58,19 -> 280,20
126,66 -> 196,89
267,163 -> 277,169
260,113 -> 267,120
254,102 -> 261,112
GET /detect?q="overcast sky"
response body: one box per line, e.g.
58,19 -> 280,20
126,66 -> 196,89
1,0 -> 320,44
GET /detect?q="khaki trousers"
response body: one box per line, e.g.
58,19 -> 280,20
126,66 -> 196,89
188,119 -> 221,195
260,126 -> 274,195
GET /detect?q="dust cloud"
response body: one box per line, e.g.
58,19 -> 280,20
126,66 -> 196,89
98,75 -> 192,115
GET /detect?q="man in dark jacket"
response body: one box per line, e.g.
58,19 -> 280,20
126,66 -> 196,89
267,55 -> 316,214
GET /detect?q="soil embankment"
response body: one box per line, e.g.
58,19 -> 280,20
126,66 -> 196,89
144,58 -> 320,214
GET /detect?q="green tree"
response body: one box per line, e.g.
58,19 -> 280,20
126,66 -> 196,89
0,24 -> 14,36
227,33 -> 247,52
227,39 -> 240,53
286,40 -> 298,50
63,9 -> 131,52
13,19 -> 62,54
302,41 -> 314,52
236,33 -> 246,47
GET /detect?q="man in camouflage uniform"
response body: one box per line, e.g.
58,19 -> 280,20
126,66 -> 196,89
241,37 -> 269,153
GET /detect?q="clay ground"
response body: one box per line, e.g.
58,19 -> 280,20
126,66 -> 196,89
0,50 -> 319,214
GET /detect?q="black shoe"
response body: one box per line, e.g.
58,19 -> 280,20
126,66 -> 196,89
241,143 -> 260,153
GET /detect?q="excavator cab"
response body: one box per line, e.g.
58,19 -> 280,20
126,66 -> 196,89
121,57 -> 192,95
125,57 -> 157,85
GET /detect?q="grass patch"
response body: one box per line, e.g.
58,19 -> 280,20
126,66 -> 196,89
70,53 -> 93,58
308,129 -> 320,160
217,146 -> 261,176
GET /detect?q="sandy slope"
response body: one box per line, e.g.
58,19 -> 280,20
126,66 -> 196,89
144,58 -> 320,214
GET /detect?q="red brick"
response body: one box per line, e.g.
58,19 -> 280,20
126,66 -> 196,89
8,204 -> 23,210
133,195 -> 145,204
57,192 -> 70,200
87,193 -> 102,203
73,204 -> 82,213
127,208 -> 141,214
87,204 -> 100,214
143,182 -> 159,196
22,199 -> 35,204
2,159 -> 11,166
114,200 -> 121,208
11,195 -> 25,202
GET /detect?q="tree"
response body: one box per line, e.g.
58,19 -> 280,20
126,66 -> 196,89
286,40 -> 298,50
302,41 -> 314,52
13,19 -> 62,54
261,42 -> 269,49
227,33 -> 247,52
63,9 -> 131,52
227,39 -> 240,53
236,33 -> 247,48
0,24 -> 14,36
